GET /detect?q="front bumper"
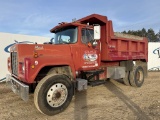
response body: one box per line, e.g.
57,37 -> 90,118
6,74 -> 29,101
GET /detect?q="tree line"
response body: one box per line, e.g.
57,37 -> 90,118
122,28 -> 160,42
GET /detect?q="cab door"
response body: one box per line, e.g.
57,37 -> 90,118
80,28 -> 101,70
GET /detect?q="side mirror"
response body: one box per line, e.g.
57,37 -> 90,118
94,25 -> 101,40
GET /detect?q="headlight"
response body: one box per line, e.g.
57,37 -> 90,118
19,62 -> 25,74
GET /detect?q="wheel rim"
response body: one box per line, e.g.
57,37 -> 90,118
136,70 -> 143,83
46,83 -> 68,107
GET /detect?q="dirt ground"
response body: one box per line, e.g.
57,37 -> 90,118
0,72 -> 160,120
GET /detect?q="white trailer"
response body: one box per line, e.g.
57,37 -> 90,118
148,42 -> 160,71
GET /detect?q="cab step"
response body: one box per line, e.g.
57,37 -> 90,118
81,69 -> 104,81
88,80 -> 106,87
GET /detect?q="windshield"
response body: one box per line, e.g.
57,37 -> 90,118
54,27 -> 77,44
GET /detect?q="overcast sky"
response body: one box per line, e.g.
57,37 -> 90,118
0,0 -> 160,37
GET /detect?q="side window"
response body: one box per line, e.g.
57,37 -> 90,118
81,29 -> 94,44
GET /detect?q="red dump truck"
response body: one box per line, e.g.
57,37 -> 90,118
6,14 -> 148,115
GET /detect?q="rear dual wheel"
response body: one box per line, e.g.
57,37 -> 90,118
129,66 -> 144,87
123,71 -> 130,86
123,66 -> 144,87
34,74 -> 73,116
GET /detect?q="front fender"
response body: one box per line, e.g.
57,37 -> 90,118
27,55 -> 76,83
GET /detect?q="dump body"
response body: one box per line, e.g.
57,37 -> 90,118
104,32 -> 148,61
102,32 -> 148,61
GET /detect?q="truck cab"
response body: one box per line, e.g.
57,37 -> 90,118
50,22 -> 101,71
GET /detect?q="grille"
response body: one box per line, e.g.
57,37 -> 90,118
11,52 -> 18,76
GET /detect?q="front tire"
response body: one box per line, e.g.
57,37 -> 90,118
34,74 -> 73,116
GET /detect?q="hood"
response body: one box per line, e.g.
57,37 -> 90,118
10,43 -> 71,60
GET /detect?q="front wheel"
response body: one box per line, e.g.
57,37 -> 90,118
34,74 -> 73,116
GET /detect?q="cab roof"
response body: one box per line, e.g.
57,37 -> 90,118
50,14 -> 108,33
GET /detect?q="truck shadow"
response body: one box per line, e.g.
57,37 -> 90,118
104,80 -> 151,120
74,91 -> 88,120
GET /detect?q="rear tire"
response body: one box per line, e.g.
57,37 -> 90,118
34,74 -> 73,116
129,66 -> 144,87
